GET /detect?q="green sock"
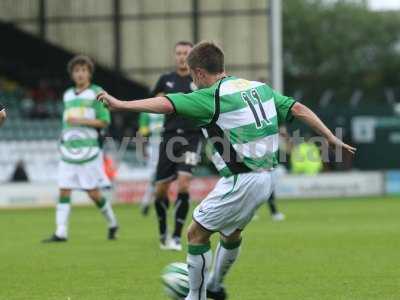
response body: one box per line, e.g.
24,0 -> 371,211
188,242 -> 211,255
95,197 -> 106,209
59,195 -> 71,204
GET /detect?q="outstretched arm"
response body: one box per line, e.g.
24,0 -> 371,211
66,118 -> 108,128
291,102 -> 356,154
97,91 -> 174,114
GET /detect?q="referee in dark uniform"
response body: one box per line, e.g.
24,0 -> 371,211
152,41 -> 201,250
0,103 -> 6,127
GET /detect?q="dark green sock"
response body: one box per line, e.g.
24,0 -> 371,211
95,197 -> 106,209
220,238 -> 242,250
188,242 -> 211,255
59,195 -> 71,204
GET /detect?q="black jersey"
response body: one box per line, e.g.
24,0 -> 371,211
152,71 -> 200,134
0,103 -> 4,111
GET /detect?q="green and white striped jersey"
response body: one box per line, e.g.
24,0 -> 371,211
166,76 -> 295,177
138,112 -> 164,138
60,84 -> 110,164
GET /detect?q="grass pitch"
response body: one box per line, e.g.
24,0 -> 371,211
1,197 -> 399,300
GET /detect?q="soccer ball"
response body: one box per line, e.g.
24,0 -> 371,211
161,262 -> 189,299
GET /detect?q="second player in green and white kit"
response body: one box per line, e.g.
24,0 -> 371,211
43,55 -> 118,243
97,42 -> 356,300
138,112 -> 164,214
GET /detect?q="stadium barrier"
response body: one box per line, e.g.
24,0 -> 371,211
0,182 -> 90,208
0,171 -> 394,208
275,171 -> 385,199
385,170 -> 400,195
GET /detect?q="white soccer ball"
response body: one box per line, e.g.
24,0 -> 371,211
161,262 -> 189,299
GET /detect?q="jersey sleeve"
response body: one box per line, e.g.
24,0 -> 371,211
138,113 -> 150,136
62,89 -> 70,102
151,75 -> 166,96
165,88 -> 215,127
0,103 -> 4,111
94,99 -> 111,124
272,89 -> 296,124
91,85 -> 111,124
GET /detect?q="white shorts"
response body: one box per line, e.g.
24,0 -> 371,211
58,154 -> 110,190
193,171 -> 275,237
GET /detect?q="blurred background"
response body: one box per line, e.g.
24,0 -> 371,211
0,0 -> 400,206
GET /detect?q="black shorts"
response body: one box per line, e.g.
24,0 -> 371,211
155,132 -> 202,182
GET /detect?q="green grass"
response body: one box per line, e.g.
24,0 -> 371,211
1,197 -> 400,300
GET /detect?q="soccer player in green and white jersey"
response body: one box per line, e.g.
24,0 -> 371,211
138,112 -> 164,215
43,55 -> 118,243
97,42 -> 356,300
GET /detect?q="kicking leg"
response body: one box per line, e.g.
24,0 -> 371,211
207,230 -> 242,299
185,221 -> 213,300
87,189 -> 118,239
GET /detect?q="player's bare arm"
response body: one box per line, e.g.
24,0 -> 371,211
97,91 -> 174,114
0,108 -> 6,127
291,102 -> 356,154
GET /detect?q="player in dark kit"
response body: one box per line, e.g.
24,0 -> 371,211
149,41 -> 201,251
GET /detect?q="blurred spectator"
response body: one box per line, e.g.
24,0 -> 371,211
29,79 -> 59,119
31,79 -> 56,103
0,77 -> 18,93
20,89 -> 35,117
0,76 -> 63,119
10,160 -> 29,182
30,102 -> 50,119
